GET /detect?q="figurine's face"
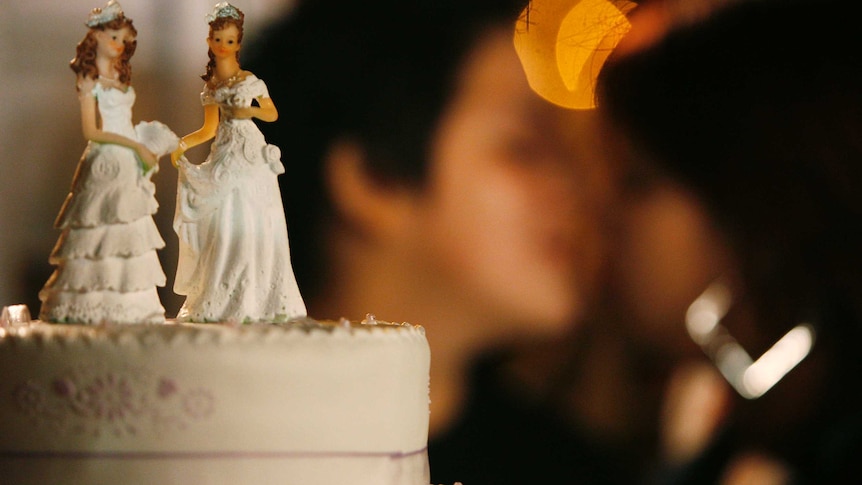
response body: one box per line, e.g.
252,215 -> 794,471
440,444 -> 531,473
95,27 -> 133,60
207,24 -> 241,60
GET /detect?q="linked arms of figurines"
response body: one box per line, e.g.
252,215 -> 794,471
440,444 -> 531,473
78,76 -> 158,169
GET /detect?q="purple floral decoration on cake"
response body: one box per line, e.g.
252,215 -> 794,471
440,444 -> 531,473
12,363 -> 216,437
182,388 -> 215,419
14,381 -> 46,417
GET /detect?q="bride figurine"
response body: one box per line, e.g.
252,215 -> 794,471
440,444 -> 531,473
170,3 -> 307,323
39,1 -> 177,324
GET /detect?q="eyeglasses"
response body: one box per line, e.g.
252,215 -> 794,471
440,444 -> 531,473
685,280 -> 815,399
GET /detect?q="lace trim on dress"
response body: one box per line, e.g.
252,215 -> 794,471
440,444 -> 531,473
39,288 -> 165,324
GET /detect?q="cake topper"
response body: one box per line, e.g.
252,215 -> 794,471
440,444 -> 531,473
170,3 -> 307,323
38,2 -> 177,324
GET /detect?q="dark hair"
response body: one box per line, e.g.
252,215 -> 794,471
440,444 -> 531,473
70,16 -> 138,86
598,0 -> 862,475
599,0 -> 862,337
201,10 -> 246,83
245,0 -> 528,299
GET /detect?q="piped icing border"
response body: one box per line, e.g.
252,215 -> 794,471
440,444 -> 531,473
0,318 -> 426,350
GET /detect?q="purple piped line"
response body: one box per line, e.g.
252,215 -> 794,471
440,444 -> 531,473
0,447 -> 427,461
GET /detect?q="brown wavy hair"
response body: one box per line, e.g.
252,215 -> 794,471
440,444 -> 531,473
69,16 -> 138,89
201,11 -> 246,84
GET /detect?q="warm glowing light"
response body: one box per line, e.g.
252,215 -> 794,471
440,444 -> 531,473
685,282 -> 816,399
714,341 -> 753,391
741,324 -> 814,399
514,0 -> 635,109
685,281 -> 731,344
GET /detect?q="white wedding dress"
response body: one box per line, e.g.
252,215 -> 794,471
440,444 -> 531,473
174,75 -> 306,323
39,83 -> 173,324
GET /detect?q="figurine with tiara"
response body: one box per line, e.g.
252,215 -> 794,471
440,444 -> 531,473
38,1 -> 178,324
170,3 -> 306,323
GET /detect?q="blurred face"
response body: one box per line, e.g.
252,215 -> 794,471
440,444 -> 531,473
95,27 -> 132,60
208,24 -> 241,60
598,117 -> 730,358
405,28 -> 603,336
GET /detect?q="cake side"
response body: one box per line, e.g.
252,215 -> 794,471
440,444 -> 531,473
0,319 -> 432,484
0,319 -> 429,455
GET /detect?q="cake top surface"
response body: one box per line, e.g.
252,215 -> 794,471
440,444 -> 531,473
0,314 -> 425,349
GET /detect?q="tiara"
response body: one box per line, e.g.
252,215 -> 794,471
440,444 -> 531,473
206,2 -> 242,24
86,0 -> 124,27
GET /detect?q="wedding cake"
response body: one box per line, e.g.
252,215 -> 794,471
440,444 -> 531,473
1,2 -> 435,483
0,316 -> 431,485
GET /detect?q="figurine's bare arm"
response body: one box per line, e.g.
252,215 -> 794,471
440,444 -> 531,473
78,77 -> 157,169
171,103 -> 220,166
226,95 -> 278,122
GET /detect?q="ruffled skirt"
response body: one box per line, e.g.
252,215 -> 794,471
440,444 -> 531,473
39,142 -> 167,324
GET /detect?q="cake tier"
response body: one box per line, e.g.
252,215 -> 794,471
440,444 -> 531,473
0,319 -> 431,485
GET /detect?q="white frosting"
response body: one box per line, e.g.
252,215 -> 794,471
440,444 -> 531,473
0,319 -> 431,485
